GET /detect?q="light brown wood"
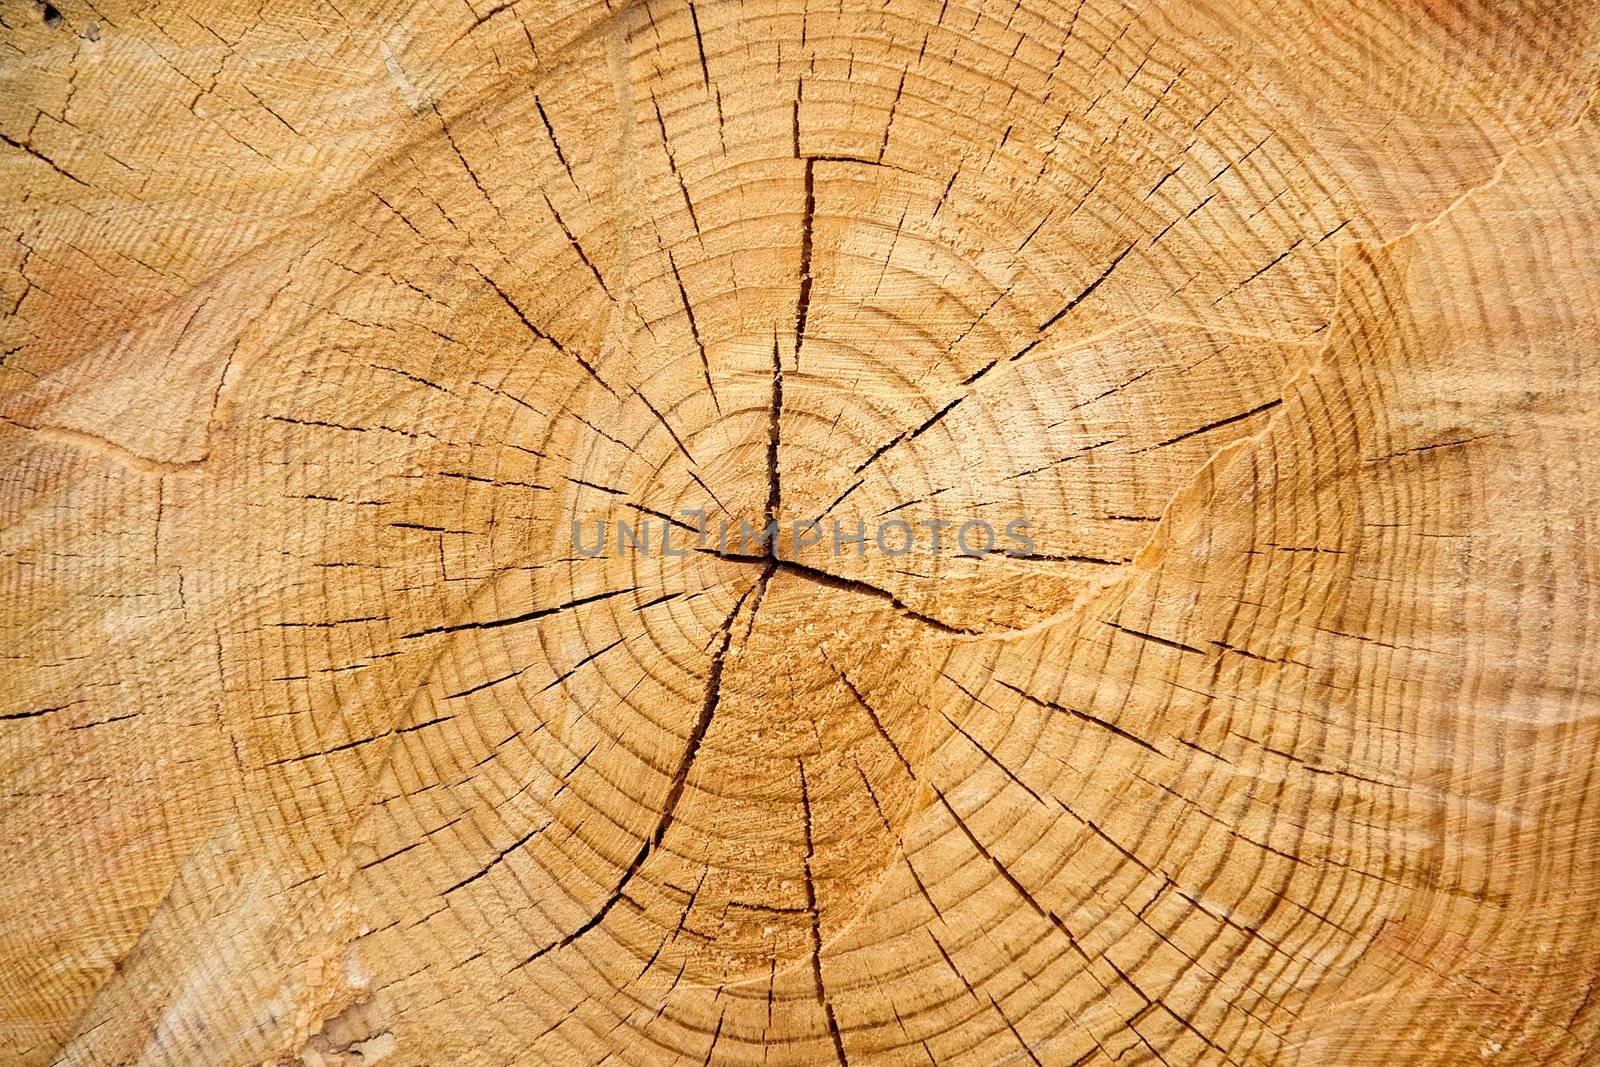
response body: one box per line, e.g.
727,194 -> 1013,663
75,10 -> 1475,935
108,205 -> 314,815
4,0 -> 1600,1063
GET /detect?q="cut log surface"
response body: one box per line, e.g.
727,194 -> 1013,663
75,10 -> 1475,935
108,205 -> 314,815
4,0 -> 1600,1063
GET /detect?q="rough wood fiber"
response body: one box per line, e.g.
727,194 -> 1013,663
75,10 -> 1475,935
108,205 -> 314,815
3,0 -> 1600,1064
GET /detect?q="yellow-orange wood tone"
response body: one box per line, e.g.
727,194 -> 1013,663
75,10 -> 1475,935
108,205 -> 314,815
4,0 -> 1600,1063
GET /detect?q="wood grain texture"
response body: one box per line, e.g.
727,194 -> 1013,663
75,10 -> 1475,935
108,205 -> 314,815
2,0 -> 1598,1063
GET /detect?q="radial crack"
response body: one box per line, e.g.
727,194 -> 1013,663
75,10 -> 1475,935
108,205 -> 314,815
795,157 -> 816,369
767,335 -> 784,528
472,267 -> 617,397
517,571 -> 768,967
697,548 -> 974,634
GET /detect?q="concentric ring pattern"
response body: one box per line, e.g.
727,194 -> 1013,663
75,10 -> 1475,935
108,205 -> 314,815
2,0 -> 1600,1063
